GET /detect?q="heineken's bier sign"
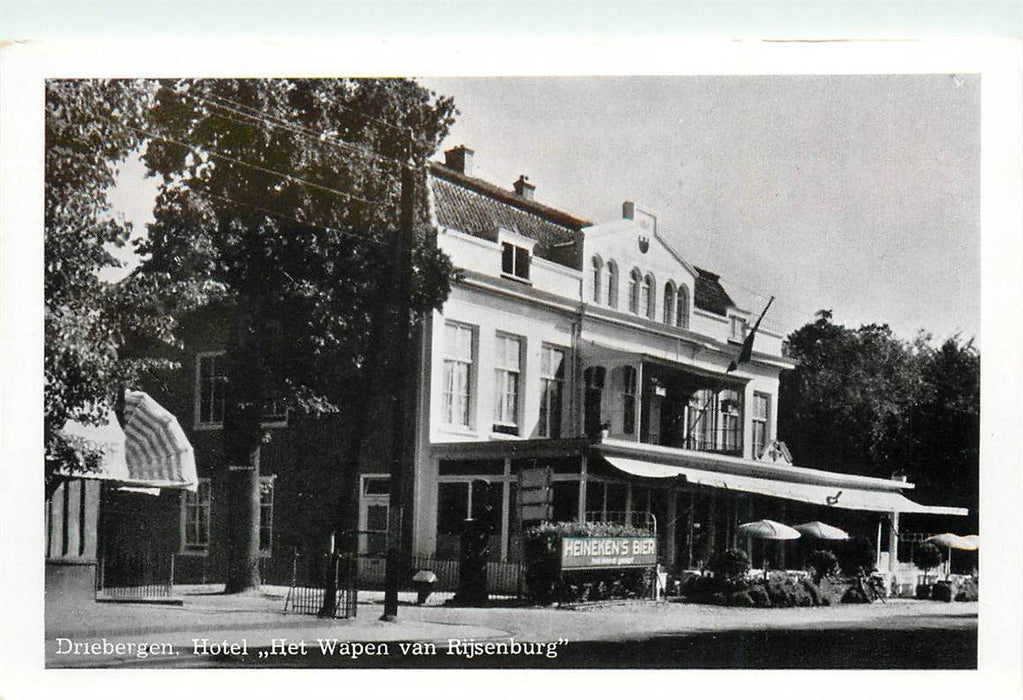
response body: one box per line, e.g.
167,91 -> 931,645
561,536 -> 657,570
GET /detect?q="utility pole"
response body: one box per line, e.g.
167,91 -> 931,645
382,132 -> 416,620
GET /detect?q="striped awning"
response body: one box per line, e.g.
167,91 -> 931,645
58,390 -> 197,492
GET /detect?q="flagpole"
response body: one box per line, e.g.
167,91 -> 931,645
727,296 -> 775,373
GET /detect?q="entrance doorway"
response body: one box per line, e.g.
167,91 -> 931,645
358,475 -> 390,556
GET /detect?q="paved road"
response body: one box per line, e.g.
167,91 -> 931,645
46,590 -> 977,669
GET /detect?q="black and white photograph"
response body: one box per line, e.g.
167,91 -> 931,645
2,21 -> 1021,700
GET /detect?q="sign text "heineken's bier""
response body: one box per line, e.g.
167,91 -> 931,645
560,536 -> 657,570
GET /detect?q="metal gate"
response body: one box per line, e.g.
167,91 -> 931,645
284,551 -> 357,618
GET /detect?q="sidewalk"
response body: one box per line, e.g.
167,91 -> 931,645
45,585 -> 508,668
45,584 -> 977,668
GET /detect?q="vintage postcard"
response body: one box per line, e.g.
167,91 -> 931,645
2,32 -> 1021,700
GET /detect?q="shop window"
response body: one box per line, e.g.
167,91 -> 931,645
552,480 -> 579,522
539,345 -> 565,438
182,478 -> 211,552
443,322 -> 475,428
493,333 -> 522,434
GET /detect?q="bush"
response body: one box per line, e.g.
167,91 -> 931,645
838,537 -> 876,575
912,542 -> 944,575
931,581 -> 954,602
708,548 -> 751,581
523,521 -> 653,603
955,578 -> 979,602
806,550 -> 840,582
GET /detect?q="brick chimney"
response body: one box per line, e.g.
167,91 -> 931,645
444,145 -> 475,176
513,175 -> 535,201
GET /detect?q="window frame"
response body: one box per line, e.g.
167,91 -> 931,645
663,281 -> 676,325
628,268 -> 642,314
676,285 -> 690,329
606,260 -> 619,309
180,478 -> 212,554
194,350 -> 288,430
195,351 -> 227,430
729,315 -> 749,343
442,321 -> 477,429
492,332 -> 524,435
538,343 -> 567,439
643,273 -> 656,320
752,392 -> 771,459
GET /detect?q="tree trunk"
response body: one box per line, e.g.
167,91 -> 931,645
224,442 -> 261,593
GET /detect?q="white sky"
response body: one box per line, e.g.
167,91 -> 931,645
421,75 -> 981,344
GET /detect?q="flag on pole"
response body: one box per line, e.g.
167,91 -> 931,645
727,296 -> 774,373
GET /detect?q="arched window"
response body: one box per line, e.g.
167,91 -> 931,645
591,255 -> 603,304
628,268 -> 642,314
663,282 -> 676,325
606,261 -> 619,309
643,273 -> 656,319
676,284 -> 690,329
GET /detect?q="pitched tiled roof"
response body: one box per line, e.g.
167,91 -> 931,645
429,163 -> 590,270
693,266 -> 736,316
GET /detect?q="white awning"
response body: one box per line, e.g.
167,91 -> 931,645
602,454 -> 967,516
58,390 -> 197,492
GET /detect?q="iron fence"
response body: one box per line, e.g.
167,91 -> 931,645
356,554 -> 524,596
96,549 -> 175,600
283,552 -> 357,618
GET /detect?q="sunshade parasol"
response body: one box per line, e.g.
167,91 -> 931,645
58,390 -> 197,491
793,521 -> 850,540
736,519 -> 802,540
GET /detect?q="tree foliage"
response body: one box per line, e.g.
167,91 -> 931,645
139,79 -> 457,418
779,311 -> 980,530
45,80 -> 170,487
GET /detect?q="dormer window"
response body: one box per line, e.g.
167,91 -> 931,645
498,229 -> 534,283
729,315 -> 748,343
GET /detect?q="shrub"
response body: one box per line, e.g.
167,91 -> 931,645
747,586 -> 771,608
806,550 -> 840,582
708,548 -> 751,581
931,581 -> 954,602
523,521 -> 653,603
955,578 -> 979,602
912,542 -> 944,576
838,536 -> 876,575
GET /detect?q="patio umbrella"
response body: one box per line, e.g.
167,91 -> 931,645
737,519 -> 802,540
58,390 -> 197,491
737,520 -> 801,578
925,533 -> 976,576
793,521 -> 850,541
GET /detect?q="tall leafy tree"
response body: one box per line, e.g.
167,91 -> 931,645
44,80 -> 193,495
139,79 -> 456,592
780,312 -> 980,531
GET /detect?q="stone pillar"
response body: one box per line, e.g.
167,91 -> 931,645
888,511 -> 900,574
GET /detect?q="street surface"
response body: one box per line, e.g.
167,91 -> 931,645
45,586 -> 977,669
